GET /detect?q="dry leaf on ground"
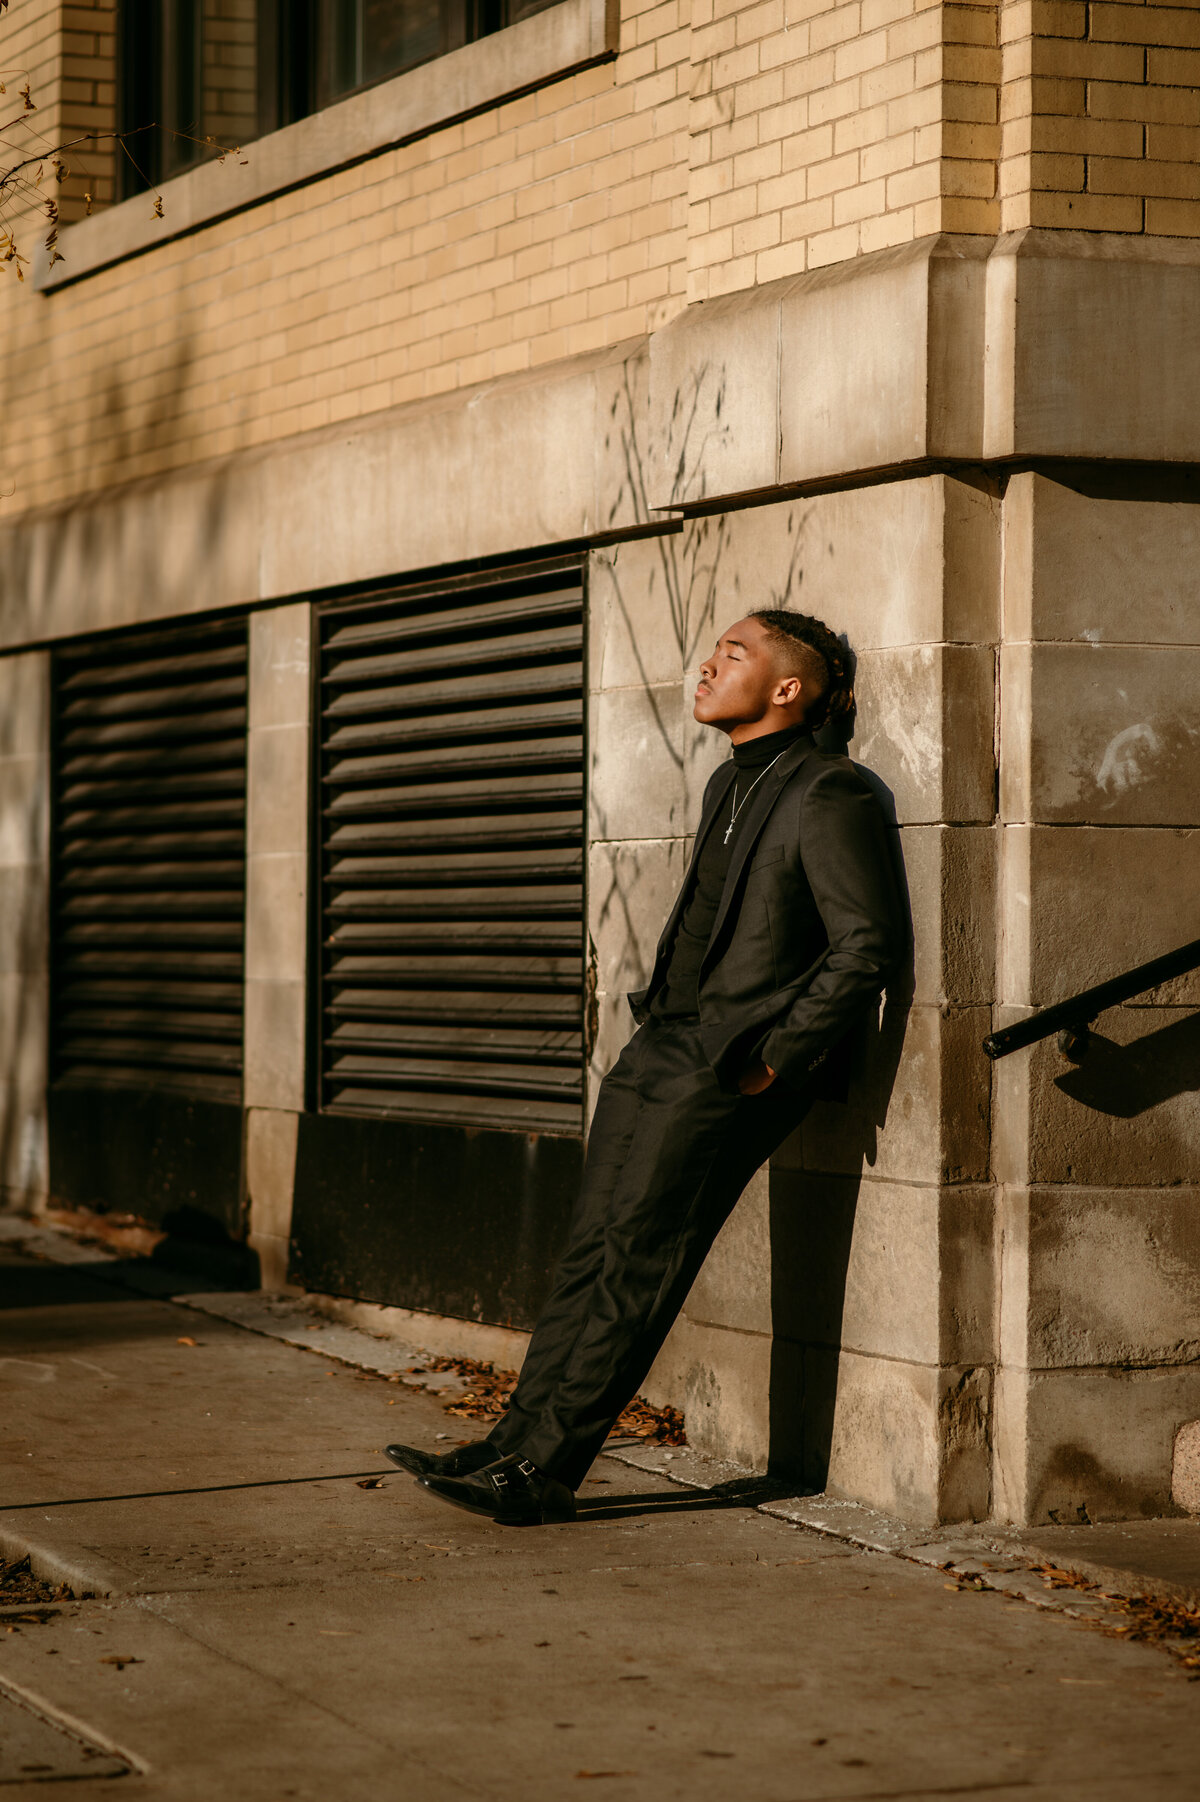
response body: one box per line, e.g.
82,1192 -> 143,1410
415,1355 -> 686,1445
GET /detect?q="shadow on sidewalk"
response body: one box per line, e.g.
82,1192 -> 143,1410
574,1475 -> 809,1523
0,1250 -> 251,1313
0,1473 -> 814,1522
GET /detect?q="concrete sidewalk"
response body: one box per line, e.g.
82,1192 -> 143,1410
1,1230 -> 1198,1802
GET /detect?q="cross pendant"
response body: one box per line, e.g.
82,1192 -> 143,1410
723,822 -> 734,845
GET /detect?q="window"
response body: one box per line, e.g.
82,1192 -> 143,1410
116,0 -> 564,197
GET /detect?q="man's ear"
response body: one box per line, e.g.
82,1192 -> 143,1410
774,674 -> 804,707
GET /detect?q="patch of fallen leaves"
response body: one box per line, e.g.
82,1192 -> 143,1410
44,1205 -> 165,1259
1033,1562 -> 1200,1673
409,1356 -> 686,1446
1035,1562 -> 1099,1592
0,1556 -> 73,1606
611,1395 -> 687,1446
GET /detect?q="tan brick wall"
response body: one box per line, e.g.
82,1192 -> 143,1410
943,0 -> 1002,233
688,0 -> 1000,298
1000,0 -> 1200,233
1,0 -> 693,515
3,3 -> 1200,525
0,0 -> 66,268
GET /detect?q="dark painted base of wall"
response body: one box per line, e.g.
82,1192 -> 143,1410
290,1111 -> 582,1332
47,1084 -> 245,1239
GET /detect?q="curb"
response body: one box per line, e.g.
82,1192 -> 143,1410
0,1527 -> 121,1599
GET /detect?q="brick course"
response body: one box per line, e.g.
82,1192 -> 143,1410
1000,0 -> 1200,232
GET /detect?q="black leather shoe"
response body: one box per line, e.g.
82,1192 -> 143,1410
384,1440 -> 500,1479
421,1454 -> 576,1525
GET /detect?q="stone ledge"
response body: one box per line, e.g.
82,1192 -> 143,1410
650,229 -> 1200,511
35,0 -> 616,293
0,335 -> 649,651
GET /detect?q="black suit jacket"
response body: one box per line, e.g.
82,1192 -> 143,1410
628,734 -> 904,1093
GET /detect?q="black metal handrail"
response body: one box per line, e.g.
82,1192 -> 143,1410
982,936 -> 1200,1062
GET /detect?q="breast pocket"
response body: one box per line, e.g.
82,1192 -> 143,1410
749,843 -> 784,873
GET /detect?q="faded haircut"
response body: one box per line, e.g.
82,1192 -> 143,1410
749,609 -> 854,732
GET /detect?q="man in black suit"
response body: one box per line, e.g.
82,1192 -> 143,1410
387,609 -> 903,1522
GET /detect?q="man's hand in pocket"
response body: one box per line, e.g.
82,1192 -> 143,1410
737,1059 -> 777,1096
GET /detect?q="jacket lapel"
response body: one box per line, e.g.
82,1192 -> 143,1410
702,734 -> 816,966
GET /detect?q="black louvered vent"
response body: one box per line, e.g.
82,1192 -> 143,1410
50,618 -> 248,1102
318,560 -> 585,1134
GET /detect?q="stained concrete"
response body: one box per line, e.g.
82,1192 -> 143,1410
2,1238 -> 1199,1802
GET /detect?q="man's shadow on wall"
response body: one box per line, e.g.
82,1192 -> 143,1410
765,679 -> 914,1491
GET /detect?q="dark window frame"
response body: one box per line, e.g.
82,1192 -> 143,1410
117,0 -> 568,198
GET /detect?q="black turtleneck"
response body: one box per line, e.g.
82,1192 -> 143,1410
650,726 -> 811,1022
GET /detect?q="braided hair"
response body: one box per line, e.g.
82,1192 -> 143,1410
748,609 -> 854,733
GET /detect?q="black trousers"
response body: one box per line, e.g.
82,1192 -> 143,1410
486,1016 -> 812,1488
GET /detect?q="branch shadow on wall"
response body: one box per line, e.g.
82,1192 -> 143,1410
593,368 -> 825,1023
591,364 -> 733,997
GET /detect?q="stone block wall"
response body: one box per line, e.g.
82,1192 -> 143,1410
586,418 -> 1200,1525
0,653 -> 50,1211
992,472 -> 1200,1523
244,602 -> 314,1290
585,475 -> 1003,1522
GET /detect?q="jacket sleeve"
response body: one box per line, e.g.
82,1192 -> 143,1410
761,764 -> 905,1084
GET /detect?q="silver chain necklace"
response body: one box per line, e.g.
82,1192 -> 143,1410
723,749 -> 788,844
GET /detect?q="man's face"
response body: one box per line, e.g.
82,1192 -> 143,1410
693,616 -> 794,733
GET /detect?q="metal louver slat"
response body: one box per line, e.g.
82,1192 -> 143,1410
318,561 -> 586,1134
51,618 -> 248,1102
